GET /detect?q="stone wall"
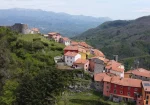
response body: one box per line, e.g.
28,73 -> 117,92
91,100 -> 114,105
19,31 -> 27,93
11,23 -> 31,34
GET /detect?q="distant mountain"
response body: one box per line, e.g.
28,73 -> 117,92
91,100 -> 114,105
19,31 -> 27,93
73,16 -> 150,60
0,8 -> 111,37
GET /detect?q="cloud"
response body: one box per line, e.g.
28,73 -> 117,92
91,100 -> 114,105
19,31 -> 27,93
136,8 -> 150,13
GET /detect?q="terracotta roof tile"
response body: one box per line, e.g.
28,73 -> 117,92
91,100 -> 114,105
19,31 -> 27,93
31,28 -> 39,32
111,76 -> 142,87
62,37 -> 70,41
94,73 -> 108,82
106,60 -> 124,72
48,32 -> 60,35
64,51 -> 78,57
92,49 -> 105,57
131,68 -> 150,78
64,46 -> 78,51
64,46 -> 87,53
71,41 -> 78,46
74,58 -> 89,64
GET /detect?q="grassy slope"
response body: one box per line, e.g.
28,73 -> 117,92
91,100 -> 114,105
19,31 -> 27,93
18,34 -> 65,57
57,91 -> 119,105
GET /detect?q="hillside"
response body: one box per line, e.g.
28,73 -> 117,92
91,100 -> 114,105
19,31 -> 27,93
74,16 -> 150,58
0,8 -> 111,37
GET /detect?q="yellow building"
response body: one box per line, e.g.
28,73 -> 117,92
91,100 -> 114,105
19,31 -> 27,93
142,81 -> 150,105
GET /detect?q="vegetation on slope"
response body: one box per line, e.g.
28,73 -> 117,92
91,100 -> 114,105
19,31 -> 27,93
0,27 -> 73,105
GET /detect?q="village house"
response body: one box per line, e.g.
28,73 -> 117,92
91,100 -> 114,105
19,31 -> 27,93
71,41 -> 92,49
73,58 -> 89,71
142,81 -> 150,105
64,51 -> 81,66
89,57 -> 106,74
103,75 -> 112,97
125,68 -> 150,81
91,49 -> 105,58
48,32 -> 62,42
64,45 -> 87,60
30,28 -> 40,34
105,60 -> 125,78
59,37 -> 71,46
94,73 -> 110,91
109,77 -> 142,103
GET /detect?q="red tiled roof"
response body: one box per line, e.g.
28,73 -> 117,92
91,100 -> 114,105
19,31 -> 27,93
71,41 -> 92,48
62,37 -> 70,41
71,41 -> 78,46
64,46 -> 86,53
142,81 -> 150,92
94,73 -> 108,82
64,51 -> 78,57
106,60 -> 124,72
74,58 -> 89,64
131,68 -> 150,78
48,32 -> 60,35
103,75 -> 112,82
111,76 -> 142,87
78,42 -> 92,48
31,28 -> 39,32
92,49 -> 105,57
64,46 -> 78,51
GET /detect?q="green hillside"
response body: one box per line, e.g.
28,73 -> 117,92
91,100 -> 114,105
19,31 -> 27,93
73,16 -> 150,70
0,27 -> 71,105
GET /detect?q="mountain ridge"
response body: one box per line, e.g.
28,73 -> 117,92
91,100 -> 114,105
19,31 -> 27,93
0,8 -> 111,37
73,15 -> 150,60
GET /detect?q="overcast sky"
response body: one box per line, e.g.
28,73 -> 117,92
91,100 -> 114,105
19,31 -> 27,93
0,0 -> 150,20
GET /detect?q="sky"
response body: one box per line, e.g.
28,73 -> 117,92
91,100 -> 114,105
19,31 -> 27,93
0,0 -> 150,20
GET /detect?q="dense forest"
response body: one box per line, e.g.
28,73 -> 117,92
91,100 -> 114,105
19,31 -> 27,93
73,16 -> 150,70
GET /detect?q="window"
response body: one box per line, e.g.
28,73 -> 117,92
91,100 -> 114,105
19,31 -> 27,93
71,57 -> 72,59
114,90 -> 117,94
70,61 -> 72,63
135,88 -> 138,91
120,86 -> 123,89
107,86 -> 109,89
114,85 -> 117,88
128,87 -> 130,90
107,82 -> 109,84
127,92 -> 130,96
146,101 -> 148,104
86,65 -> 87,67
147,96 -> 149,99
120,91 -> 123,94
67,60 -> 68,62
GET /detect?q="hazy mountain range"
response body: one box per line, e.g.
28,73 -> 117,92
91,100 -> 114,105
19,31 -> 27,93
0,8 -> 111,37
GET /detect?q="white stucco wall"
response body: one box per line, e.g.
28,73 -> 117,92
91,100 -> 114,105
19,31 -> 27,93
64,41 -> 71,46
110,70 -> 124,78
65,54 -> 81,66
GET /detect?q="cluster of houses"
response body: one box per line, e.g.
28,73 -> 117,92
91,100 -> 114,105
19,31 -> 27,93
47,32 -> 150,105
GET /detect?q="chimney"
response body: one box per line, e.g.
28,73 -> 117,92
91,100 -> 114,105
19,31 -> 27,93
113,55 -> 118,62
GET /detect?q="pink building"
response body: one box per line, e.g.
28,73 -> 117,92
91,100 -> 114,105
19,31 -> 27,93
48,32 -> 62,42
103,75 -> 111,97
